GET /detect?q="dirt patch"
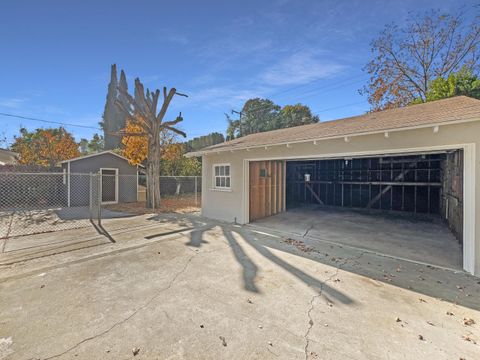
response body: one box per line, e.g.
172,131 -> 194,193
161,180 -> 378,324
105,194 -> 201,215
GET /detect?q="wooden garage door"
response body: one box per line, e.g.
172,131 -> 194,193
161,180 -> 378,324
249,160 -> 286,222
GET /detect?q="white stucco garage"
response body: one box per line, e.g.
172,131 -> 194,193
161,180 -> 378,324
187,96 -> 480,276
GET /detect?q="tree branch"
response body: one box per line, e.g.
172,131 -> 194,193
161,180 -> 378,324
156,88 -> 177,122
164,126 -> 186,138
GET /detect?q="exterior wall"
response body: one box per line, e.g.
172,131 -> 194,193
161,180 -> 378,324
201,120 -> 480,275
201,157 -> 242,223
65,153 -> 137,206
441,151 -> 463,241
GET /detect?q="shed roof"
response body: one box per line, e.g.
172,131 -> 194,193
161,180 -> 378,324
187,96 -> 480,156
59,150 -> 132,164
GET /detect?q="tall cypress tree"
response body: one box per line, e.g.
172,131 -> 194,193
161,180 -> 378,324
102,64 -> 129,150
102,64 -> 120,149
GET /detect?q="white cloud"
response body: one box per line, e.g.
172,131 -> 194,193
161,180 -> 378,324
165,33 -> 189,45
187,85 -> 268,109
261,52 -> 345,86
0,97 -> 28,109
184,52 -> 347,111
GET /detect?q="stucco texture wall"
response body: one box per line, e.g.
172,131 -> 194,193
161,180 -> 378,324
201,121 -> 480,275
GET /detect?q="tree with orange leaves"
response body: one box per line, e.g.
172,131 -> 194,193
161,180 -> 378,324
11,127 -> 80,167
121,119 -> 148,165
121,119 -> 176,166
121,120 -> 200,176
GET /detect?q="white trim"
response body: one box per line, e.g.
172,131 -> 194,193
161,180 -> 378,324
100,168 -> 119,204
463,144 -> 476,274
243,159 -> 249,224
283,159 -> 287,212
242,144 -> 469,162
241,143 -> 476,275
212,163 -> 232,191
187,117 -> 480,157
210,188 -> 233,192
67,162 -> 71,207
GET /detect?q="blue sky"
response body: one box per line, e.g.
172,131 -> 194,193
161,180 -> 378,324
0,0 -> 475,146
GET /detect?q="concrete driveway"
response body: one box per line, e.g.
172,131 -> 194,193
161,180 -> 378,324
0,214 -> 479,359
252,207 -> 463,270
0,206 -> 133,240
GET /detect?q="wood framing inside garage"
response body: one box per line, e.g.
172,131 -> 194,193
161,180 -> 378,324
249,160 -> 286,222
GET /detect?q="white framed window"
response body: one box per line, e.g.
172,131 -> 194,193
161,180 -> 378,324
213,164 -> 231,190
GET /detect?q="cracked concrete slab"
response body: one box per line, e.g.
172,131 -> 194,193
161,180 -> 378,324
253,208 -> 463,270
0,214 -> 478,359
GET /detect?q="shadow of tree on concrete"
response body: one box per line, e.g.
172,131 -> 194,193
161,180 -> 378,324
171,214 -> 479,310
221,227 -> 260,293
180,218 -> 353,305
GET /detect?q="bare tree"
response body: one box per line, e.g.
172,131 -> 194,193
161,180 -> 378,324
116,78 -> 187,209
362,9 -> 480,110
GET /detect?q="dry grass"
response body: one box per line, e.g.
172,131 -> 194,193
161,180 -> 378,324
105,194 -> 201,215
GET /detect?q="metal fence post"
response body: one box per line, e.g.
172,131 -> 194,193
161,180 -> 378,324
97,171 -> 102,226
195,176 -> 198,206
89,172 -> 93,221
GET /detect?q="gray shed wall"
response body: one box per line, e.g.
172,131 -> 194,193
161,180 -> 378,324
63,153 -> 137,206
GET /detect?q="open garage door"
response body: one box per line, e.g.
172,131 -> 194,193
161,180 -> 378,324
250,150 -> 465,271
249,160 -> 285,222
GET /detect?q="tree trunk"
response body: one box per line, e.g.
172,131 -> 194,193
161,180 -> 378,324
146,138 -> 161,209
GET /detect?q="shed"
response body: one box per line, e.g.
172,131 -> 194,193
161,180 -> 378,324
60,151 -> 139,207
186,96 -> 480,276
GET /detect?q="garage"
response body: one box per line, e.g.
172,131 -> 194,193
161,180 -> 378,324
188,96 -> 480,276
249,151 -> 464,269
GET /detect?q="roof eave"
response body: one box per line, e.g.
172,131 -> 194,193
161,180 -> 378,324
59,150 -> 130,164
189,117 -> 480,157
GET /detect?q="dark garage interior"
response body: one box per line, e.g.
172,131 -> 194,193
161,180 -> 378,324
285,151 -> 464,243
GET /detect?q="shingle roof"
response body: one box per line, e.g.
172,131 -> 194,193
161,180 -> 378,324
188,96 -> 480,155
59,150 -> 130,164
0,148 -> 19,165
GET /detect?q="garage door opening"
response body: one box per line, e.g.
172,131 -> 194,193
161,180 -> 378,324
249,151 -> 465,270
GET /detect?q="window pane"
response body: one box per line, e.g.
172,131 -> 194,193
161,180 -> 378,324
215,166 -> 220,176
219,166 -> 225,176
225,166 -> 230,176
226,177 -> 230,188
220,177 -> 226,187
216,177 -> 220,187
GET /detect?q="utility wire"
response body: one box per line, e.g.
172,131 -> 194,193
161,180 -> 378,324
230,76 -> 368,116
1,75 -> 369,135
313,100 -> 367,114
263,73 -> 367,100
0,112 -> 205,137
0,112 -> 102,130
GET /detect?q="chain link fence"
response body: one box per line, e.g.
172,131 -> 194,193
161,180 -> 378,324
102,175 -> 201,215
0,172 -> 201,241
